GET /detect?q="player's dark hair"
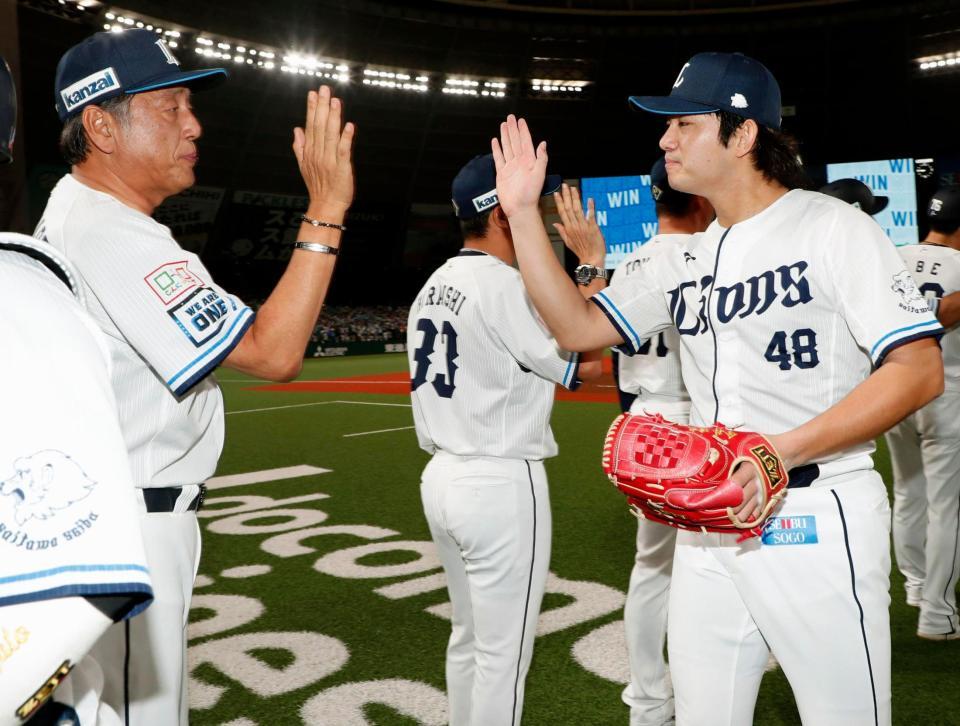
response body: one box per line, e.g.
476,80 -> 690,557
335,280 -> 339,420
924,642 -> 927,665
59,95 -> 134,166
655,194 -> 694,219
715,111 -> 812,191
459,207 -> 494,241
929,219 -> 960,235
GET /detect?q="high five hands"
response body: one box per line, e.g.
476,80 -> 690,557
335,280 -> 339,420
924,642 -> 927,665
491,114 -> 548,219
553,184 -> 606,266
293,85 -> 355,215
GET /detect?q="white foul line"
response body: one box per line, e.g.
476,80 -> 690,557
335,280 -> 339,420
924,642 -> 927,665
205,464 -> 332,490
226,399 -> 412,416
343,425 -> 416,438
226,401 -> 336,415
332,400 -> 412,408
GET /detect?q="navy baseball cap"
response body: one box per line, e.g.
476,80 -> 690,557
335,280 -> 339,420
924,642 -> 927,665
927,186 -> 960,225
55,29 -> 227,122
649,156 -> 687,206
451,153 -> 561,219
1,56 -> 15,164
629,52 -> 782,130
819,178 -> 889,215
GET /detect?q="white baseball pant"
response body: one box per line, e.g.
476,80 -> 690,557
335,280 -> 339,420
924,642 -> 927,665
621,397 -> 690,726
886,389 -> 960,636
668,471 -> 892,726
91,492 -> 202,725
420,451 -> 551,726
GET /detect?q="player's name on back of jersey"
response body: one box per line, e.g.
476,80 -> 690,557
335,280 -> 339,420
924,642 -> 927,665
414,283 -> 467,316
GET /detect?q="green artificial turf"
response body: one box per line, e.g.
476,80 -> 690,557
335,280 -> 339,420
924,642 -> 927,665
187,354 -> 959,725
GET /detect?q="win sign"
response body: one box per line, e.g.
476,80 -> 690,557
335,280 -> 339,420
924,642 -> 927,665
826,158 -> 919,246
579,175 -> 659,269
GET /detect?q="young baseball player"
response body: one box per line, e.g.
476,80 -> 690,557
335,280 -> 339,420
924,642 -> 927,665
491,52 -> 944,725
36,30 -> 354,724
0,57 -> 152,726
408,153 -> 601,725
883,186 -> 960,640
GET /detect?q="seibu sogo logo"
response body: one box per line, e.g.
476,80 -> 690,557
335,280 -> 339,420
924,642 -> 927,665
761,515 -> 818,546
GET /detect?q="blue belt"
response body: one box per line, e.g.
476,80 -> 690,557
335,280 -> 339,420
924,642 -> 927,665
143,484 -> 206,513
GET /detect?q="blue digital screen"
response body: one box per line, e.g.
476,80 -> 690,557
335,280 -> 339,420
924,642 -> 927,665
579,174 -> 659,269
825,158 -> 919,246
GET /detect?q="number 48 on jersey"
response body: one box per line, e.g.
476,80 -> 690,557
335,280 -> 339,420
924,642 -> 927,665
764,328 -> 820,371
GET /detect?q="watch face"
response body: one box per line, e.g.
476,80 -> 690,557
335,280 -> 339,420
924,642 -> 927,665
575,266 -> 593,284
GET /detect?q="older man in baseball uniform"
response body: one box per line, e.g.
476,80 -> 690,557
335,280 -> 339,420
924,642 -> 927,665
0,56 -> 152,726
491,51 -> 943,725
36,30 -> 355,724
408,153 -> 602,725
884,186 -> 960,640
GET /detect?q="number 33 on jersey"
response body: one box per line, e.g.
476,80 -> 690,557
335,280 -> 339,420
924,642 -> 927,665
407,249 -> 581,460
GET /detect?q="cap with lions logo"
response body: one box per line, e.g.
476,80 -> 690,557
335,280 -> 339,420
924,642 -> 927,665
628,51 -> 782,131
55,29 -> 227,122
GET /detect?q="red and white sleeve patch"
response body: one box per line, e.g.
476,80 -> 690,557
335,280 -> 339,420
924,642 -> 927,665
144,261 -> 205,305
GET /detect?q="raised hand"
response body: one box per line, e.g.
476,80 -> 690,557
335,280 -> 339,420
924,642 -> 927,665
491,114 -> 548,218
553,183 -> 606,266
292,85 -> 355,214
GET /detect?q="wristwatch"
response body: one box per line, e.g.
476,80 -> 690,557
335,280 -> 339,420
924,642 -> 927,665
574,264 -> 609,286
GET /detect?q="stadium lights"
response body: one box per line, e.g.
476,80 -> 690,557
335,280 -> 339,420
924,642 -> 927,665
916,53 -> 960,73
99,8 -> 181,37
281,54 -> 350,82
98,6 -> 528,97
443,77 -> 507,98
530,78 -> 590,95
59,0 -> 102,8
102,7 -> 314,77
362,68 -> 428,93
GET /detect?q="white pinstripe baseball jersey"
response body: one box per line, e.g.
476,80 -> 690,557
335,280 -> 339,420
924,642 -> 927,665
593,189 -> 942,468
36,174 -> 253,488
897,242 -> 960,391
613,235 -> 688,402
0,233 -> 152,614
408,249 -> 580,459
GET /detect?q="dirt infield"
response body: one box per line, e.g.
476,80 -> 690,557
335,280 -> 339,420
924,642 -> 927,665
250,367 -> 621,403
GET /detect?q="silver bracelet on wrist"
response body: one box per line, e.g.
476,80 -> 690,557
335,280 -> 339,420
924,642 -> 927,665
293,241 -> 340,256
300,214 -> 346,231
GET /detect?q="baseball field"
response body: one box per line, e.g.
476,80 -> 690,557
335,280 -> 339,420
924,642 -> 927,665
189,353 -> 959,726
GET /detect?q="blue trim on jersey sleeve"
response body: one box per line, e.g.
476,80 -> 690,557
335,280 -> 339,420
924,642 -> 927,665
168,307 -> 255,395
589,294 -> 639,354
0,563 -> 150,585
562,352 -> 581,391
875,328 -> 944,367
0,582 -> 154,620
870,319 -> 943,363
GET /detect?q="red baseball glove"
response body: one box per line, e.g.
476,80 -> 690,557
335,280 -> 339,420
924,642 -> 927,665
602,413 -> 789,538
